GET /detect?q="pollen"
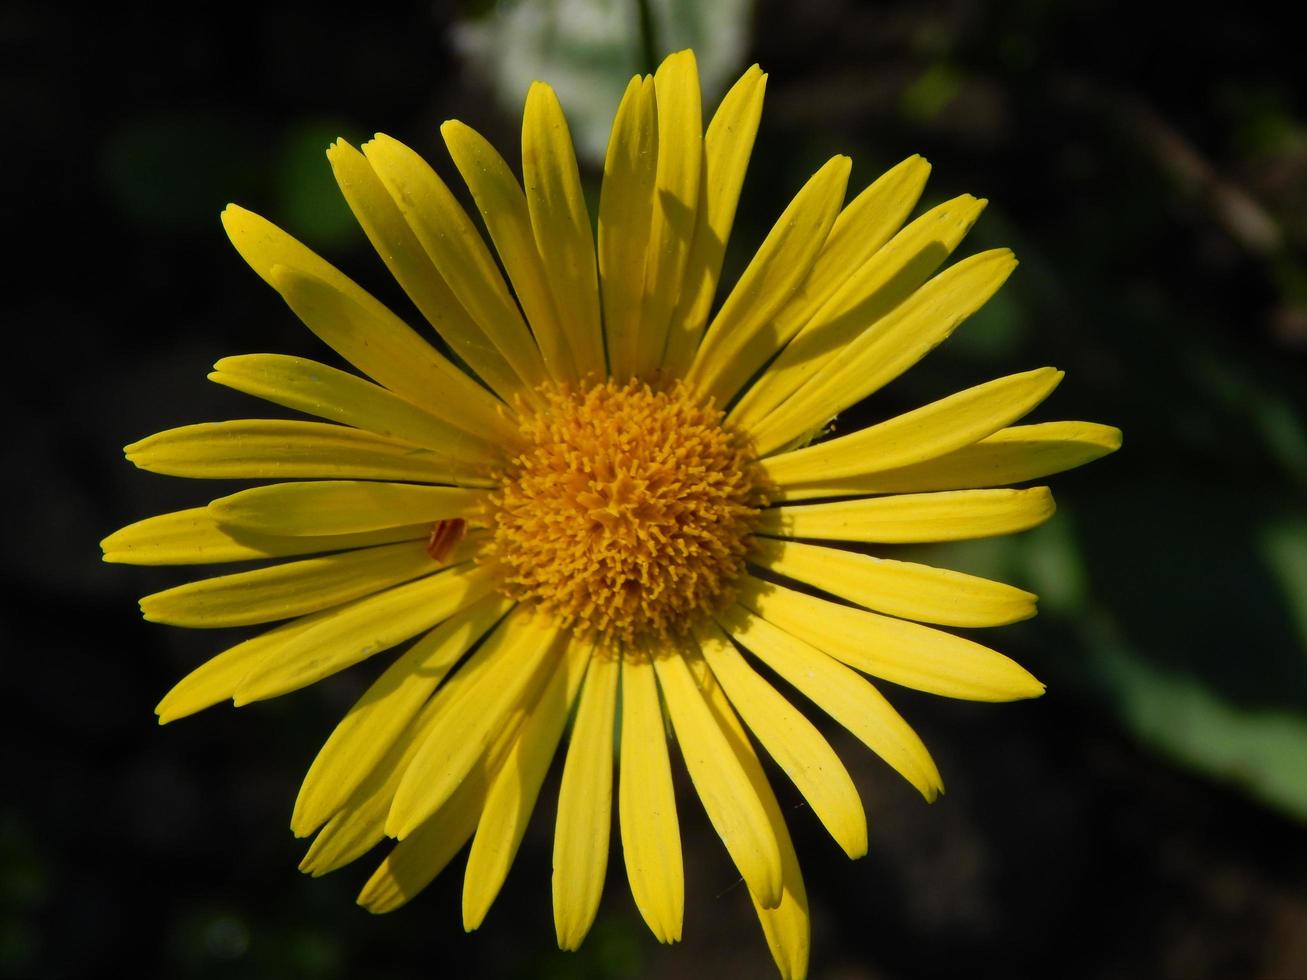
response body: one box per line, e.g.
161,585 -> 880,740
478,379 -> 764,647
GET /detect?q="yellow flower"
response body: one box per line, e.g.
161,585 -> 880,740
103,50 -> 1120,978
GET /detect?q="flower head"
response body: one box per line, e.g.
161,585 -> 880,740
104,50 -> 1120,978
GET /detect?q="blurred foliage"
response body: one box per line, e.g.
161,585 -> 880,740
729,0 -> 1307,825
10,0 -> 1307,977
454,0 -> 755,162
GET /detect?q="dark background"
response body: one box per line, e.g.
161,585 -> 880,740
6,1 -> 1307,977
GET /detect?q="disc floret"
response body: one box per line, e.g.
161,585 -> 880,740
479,379 -> 764,646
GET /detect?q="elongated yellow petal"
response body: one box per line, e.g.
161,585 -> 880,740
618,651 -> 683,944
301,803 -> 388,878
740,576 -> 1044,702
521,83 -> 606,378
292,594 -> 511,837
125,419 -> 481,485
366,697 -> 532,902
362,133 -> 547,397
552,652 -> 620,950
220,205 -> 513,428
750,248 -> 1020,454
463,637 -> 592,931
272,262 -> 519,440
654,647 -> 783,910
388,612 -> 562,838
778,421 -> 1124,499
628,50 -> 702,378
750,536 -> 1037,628
301,789 -> 392,877
757,487 -> 1056,542
442,120 -> 576,383
599,75 -> 658,381
235,563 -> 495,703
661,64 -> 767,376
769,156 -> 932,343
688,654 -> 809,980
732,193 -> 986,431
154,610 -> 328,723
719,604 -> 943,800
329,689 -> 510,896
140,539 -> 464,628
761,368 -> 1064,487
326,139 -> 519,393
698,621 -> 867,859
300,664 -> 467,876
687,156 -> 850,406
102,507 -> 427,566
209,481 -> 485,537
358,771 -> 487,914
209,353 -> 505,458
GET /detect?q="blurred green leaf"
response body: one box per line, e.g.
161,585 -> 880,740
1053,487 -> 1307,820
1188,349 -> 1307,487
101,114 -> 257,233
1090,626 -> 1307,820
274,121 -> 359,248
900,63 -> 963,123
454,0 -> 755,164
1262,518 -> 1307,654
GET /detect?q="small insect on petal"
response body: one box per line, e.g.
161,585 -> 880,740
427,518 -> 467,562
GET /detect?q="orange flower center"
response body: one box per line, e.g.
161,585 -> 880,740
479,379 -> 763,647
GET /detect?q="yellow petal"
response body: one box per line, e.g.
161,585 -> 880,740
761,368 -> 1064,487
662,64 -> 767,376
778,421 -> 1124,499
740,575 -> 1045,702
687,155 -> 851,407
102,507 -> 427,566
220,205 -> 512,433
441,120 -> 577,383
140,539 -> 467,628
598,75 -> 658,382
209,481 -> 485,537
300,803 -> 389,878
733,193 -> 985,431
628,50 -> 702,378
749,536 -> 1037,628
327,139 -> 522,398
292,594 -> 511,837
698,621 -> 867,859
357,771 -> 487,914
234,563 -> 496,703
769,156 -> 933,344
749,248 -> 1020,455
125,419 -> 478,485
688,654 -> 809,980
361,133 -> 548,397
154,610 -> 327,723
618,650 -> 683,944
653,646 -> 784,910
300,685 -> 455,876
719,604 -> 943,801
552,652 -> 620,950
463,637 -> 593,931
209,353 -> 505,459
354,683 -> 538,904
387,611 -> 562,838
757,487 -> 1056,542
521,83 -> 606,378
